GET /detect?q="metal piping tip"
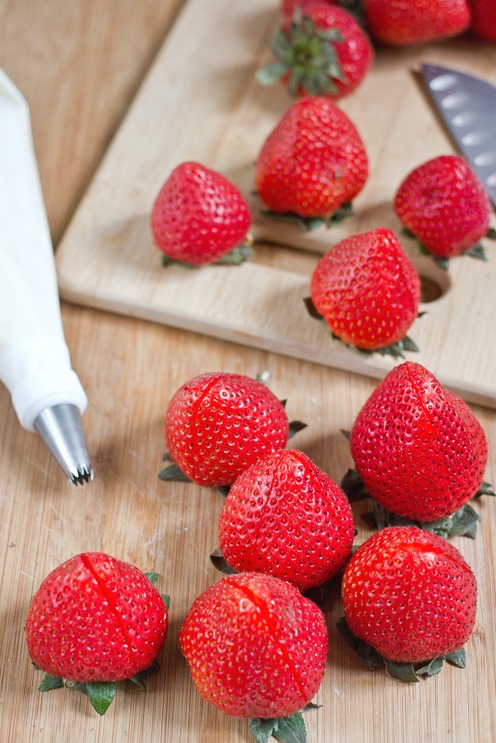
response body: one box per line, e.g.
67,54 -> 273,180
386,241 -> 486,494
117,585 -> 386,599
33,403 -> 94,485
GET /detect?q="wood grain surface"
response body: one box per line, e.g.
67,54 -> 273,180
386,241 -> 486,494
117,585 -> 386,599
54,0 -> 496,406
0,2 -> 495,743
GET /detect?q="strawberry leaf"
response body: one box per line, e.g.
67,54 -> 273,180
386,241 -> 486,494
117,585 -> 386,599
475,480 -> 495,497
84,681 -> 117,716
340,468 -> 370,502
288,420 -> 307,439
336,616 -> 383,671
214,243 -> 254,265
250,703 -> 319,743
129,660 -> 160,690
158,461 -> 191,482
144,571 -> 160,585
464,243 -> 487,261
385,661 -> 420,683
445,647 -> 466,669
38,673 -> 64,691
415,657 -> 445,677
486,227 -> 496,240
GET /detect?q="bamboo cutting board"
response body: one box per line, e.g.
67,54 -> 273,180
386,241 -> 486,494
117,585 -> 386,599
55,0 -> 496,407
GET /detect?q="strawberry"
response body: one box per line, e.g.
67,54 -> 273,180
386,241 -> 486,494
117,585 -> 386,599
255,96 -> 368,226
160,372 -> 292,487
309,227 -> 420,354
179,571 -> 328,732
469,0 -> 496,40
363,0 -> 472,45
218,448 -> 354,592
258,2 -> 373,99
340,526 -> 477,679
25,552 -> 169,714
394,155 -> 493,265
150,161 -> 252,266
349,361 -> 489,525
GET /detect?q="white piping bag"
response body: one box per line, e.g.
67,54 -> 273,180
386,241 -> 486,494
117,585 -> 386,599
0,69 -> 93,484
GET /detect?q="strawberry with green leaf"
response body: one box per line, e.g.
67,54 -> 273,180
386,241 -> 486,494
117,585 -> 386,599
151,161 -> 252,266
255,96 -> 368,229
218,448 -> 355,592
308,227 -> 420,355
394,155 -> 495,268
339,526 -> 477,682
25,552 -> 169,715
179,572 -> 328,742
258,2 -> 373,99
346,361 -> 491,537
160,372 -> 305,488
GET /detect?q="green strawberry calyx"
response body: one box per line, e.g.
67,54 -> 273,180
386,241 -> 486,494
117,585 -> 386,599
160,239 -> 254,269
336,616 -> 467,683
261,201 -> 353,232
34,661 -> 162,716
340,466 -> 494,539
250,702 -> 321,743
304,297 -> 420,358
256,11 -> 347,98
402,226 -> 495,269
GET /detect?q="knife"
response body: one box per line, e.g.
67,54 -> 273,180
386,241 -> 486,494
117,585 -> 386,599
420,63 -> 496,209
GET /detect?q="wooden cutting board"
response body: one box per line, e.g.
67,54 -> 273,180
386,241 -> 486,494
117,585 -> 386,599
55,0 -> 496,407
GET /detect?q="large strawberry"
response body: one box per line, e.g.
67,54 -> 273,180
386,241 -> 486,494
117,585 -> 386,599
25,552 -> 169,714
218,448 -> 354,592
151,161 -> 252,266
160,372 -> 293,487
394,155 -> 493,266
469,0 -> 496,40
179,571 -> 328,738
309,227 -> 420,354
258,2 -> 373,99
363,0 -> 472,45
255,96 -> 368,227
349,361 -> 489,526
340,526 -> 477,680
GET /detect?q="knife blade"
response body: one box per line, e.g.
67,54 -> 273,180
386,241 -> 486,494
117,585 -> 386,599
420,63 -> 496,209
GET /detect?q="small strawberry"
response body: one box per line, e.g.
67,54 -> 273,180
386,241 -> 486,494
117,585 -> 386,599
160,372 -> 294,488
394,155 -> 494,266
25,552 -> 169,714
469,0 -> 496,41
363,0 -> 472,45
218,448 -> 354,592
340,526 -> 477,680
150,161 -> 252,266
255,96 -> 368,228
179,571 -> 328,737
348,361 -> 489,527
308,227 -> 420,354
258,3 -> 373,99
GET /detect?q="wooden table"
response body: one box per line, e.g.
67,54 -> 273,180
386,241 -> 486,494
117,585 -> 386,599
0,2 -> 495,742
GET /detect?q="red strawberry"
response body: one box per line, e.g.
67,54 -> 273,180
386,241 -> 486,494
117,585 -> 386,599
394,155 -> 492,263
25,552 -> 169,714
309,227 -> 420,353
218,448 -> 354,592
161,372 -> 290,487
179,572 -> 328,724
151,161 -> 252,266
363,0 -> 471,45
349,361 -> 488,523
259,2 -> 373,99
255,96 -> 368,224
469,0 -> 496,41
340,526 -> 477,675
